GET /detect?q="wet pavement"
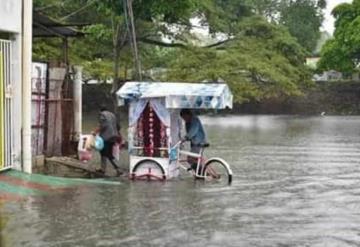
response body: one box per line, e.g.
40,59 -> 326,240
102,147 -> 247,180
1,115 -> 360,246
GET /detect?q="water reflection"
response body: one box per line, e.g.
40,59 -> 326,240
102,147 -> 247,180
1,115 -> 360,246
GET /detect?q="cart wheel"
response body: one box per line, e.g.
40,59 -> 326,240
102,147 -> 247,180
202,158 -> 232,185
132,159 -> 166,181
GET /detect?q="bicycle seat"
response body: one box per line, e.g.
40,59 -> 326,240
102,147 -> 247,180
199,143 -> 210,148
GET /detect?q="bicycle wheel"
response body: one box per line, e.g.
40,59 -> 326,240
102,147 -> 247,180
131,159 -> 166,181
202,158 -> 232,185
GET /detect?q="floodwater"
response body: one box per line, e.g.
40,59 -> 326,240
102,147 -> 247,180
1,115 -> 360,246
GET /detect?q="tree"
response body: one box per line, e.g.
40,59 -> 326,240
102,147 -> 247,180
33,0 -> 115,83
199,0 -> 326,52
33,0 -> 199,86
166,16 -> 312,103
318,0 -> 360,73
279,0 -> 326,52
33,0 -> 313,105
198,0 -> 252,35
246,0 -> 281,21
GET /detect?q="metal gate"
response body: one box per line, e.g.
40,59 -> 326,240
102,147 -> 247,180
31,63 -> 47,156
0,39 -> 13,171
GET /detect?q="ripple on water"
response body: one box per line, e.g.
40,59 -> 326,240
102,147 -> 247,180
2,115 -> 360,246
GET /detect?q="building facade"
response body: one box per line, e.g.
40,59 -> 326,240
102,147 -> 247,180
0,0 -> 32,172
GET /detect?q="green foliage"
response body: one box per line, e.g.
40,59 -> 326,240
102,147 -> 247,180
33,0 -> 199,79
279,0 -> 325,52
200,0 -> 325,52
318,0 -> 360,72
96,0 -> 197,25
33,0 -> 313,103
32,38 -> 63,62
246,0 -> 281,20
82,59 -> 113,82
167,17 -> 312,103
198,0 -> 253,34
318,39 -> 354,72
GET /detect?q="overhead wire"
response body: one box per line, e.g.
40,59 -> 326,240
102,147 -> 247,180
60,0 -> 97,21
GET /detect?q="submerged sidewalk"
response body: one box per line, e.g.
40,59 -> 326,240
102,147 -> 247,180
0,170 -> 121,201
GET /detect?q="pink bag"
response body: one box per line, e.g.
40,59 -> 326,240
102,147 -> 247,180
79,150 -> 92,162
78,134 -> 93,162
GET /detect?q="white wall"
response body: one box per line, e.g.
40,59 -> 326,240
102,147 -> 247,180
0,0 -> 22,33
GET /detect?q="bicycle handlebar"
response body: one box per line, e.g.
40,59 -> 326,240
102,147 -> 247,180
172,139 -> 188,149
173,140 -> 183,148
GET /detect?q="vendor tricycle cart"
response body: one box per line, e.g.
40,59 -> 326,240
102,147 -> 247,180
116,82 -> 233,184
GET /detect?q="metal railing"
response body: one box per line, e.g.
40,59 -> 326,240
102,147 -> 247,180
0,39 -> 13,171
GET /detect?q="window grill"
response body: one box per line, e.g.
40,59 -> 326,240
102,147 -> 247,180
0,39 -> 13,171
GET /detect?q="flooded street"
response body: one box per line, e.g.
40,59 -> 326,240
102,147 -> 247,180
1,115 -> 360,246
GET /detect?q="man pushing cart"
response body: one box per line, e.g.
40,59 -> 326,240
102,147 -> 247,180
116,82 -> 233,184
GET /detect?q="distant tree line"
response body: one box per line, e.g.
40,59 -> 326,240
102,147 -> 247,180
318,0 -> 360,74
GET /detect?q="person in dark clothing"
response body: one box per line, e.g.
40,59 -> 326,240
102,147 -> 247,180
180,109 -> 208,171
94,106 -> 123,176
180,109 -> 220,178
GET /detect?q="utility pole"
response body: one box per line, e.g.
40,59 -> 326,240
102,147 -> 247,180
123,0 -> 142,81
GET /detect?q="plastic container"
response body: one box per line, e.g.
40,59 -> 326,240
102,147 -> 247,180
94,135 -> 104,151
78,134 -> 93,162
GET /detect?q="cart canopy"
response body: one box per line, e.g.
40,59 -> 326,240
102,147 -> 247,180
116,82 -> 233,109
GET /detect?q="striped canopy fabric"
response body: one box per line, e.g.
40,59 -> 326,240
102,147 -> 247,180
116,82 -> 233,109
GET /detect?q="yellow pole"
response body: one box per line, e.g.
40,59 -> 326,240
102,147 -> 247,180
0,52 -> 4,169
